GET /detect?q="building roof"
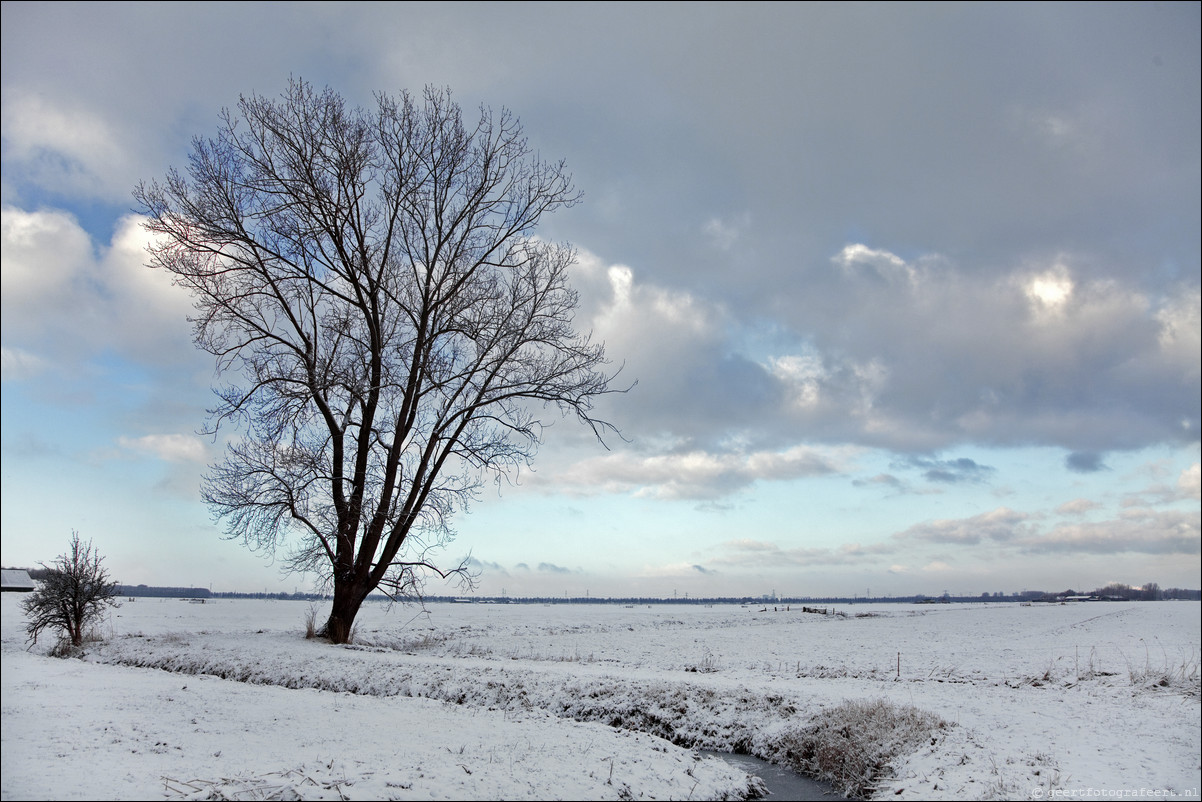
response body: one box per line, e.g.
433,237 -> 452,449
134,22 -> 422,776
1,569 -> 35,591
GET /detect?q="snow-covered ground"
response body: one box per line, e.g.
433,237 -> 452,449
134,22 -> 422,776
2,595 -> 1198,800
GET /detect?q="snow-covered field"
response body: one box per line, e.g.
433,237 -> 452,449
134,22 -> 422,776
2,594 -> 1198,800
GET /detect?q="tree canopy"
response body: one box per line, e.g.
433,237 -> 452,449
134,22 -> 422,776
136,81 -> 620,641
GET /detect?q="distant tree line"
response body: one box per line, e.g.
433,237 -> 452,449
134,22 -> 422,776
7,573 -> 1197,603
1037,582 -> 1199,602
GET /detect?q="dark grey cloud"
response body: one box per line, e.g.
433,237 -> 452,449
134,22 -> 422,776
1066,452 -> 1109,473
902,457 -> 997,485
537,562 -> 572,575
852,473 -> 907,492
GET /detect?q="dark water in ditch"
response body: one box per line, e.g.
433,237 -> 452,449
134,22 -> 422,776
704,751 -> 844,800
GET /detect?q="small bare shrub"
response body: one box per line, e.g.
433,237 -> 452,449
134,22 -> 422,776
770,698 -> 950,798
22,531 -> 119,649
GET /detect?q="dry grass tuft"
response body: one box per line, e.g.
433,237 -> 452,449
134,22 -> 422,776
770,698 -> 949,799
303,604 -> 320,640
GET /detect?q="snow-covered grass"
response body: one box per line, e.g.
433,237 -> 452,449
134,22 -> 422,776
761,697 -> 950,798
2,596 -> 1199,800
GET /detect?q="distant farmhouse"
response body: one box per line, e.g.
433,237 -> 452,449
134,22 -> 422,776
1,569 -> 35,592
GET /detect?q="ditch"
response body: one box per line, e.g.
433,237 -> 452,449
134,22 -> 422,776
704,751 -> 846,800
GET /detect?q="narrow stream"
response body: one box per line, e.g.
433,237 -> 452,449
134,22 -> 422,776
704,751 -> 844,800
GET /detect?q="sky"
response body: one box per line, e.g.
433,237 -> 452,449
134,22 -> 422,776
1,2 -> 1199,599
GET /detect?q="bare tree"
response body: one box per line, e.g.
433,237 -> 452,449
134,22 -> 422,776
135,81 -> 620,643
23,532 -> 119,648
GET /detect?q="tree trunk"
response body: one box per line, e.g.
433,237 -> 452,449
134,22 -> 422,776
325,579 -> 369,644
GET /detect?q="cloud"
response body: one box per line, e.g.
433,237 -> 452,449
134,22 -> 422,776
1155,287 -> 1201,382
703,212 -> 750,251
116,434 -> 207,463
1023,264 -> 1074,311
1057,498 -> 1101,516
1,431 -> 63,461
1019,509 -> 1200,556
1179,463 -> 1201,502
832,243 -> 917,284
465,557 -> 507,574
570,252 -> 794,449
1066,451 -> 1108,473
1,206 -> 210,441
0,205 -> 93,307
768,246 -> 1201,453
897,507 -> 1031,545
850,471 -> 945,496
0,346 -> 47,381
1,207 -> 197,366
538,444 -> 843,500
0,90 -> 136,201
709,538 -> 896,569
852,473 -> 906,491
537,562 -> 573,574
2,6 -> 1197,463
900,456 -> 996,485
1116,459 -> 1202,508
633,562 -> 724,580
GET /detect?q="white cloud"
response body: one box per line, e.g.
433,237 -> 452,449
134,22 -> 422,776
0,205 -> 93,303
536,444 -> 843,500
0,345 -> 48,381
1024,264 -> 1074,311
1,91 -> 134,200
1022,508 -> 1200,556
767,354 -> 824,410
572,251 -> 721,348
832,243 -> 915,283
897,507 -> 1031,545
1180,463 -> 1201,501
1057,498 -> 1101,516
117,433 -> 207,463
100,214 -> 197,349
1,207 -> 197,367
706,537 -> 897,570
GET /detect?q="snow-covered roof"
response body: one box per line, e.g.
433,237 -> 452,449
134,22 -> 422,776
1,569 -> 35,591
